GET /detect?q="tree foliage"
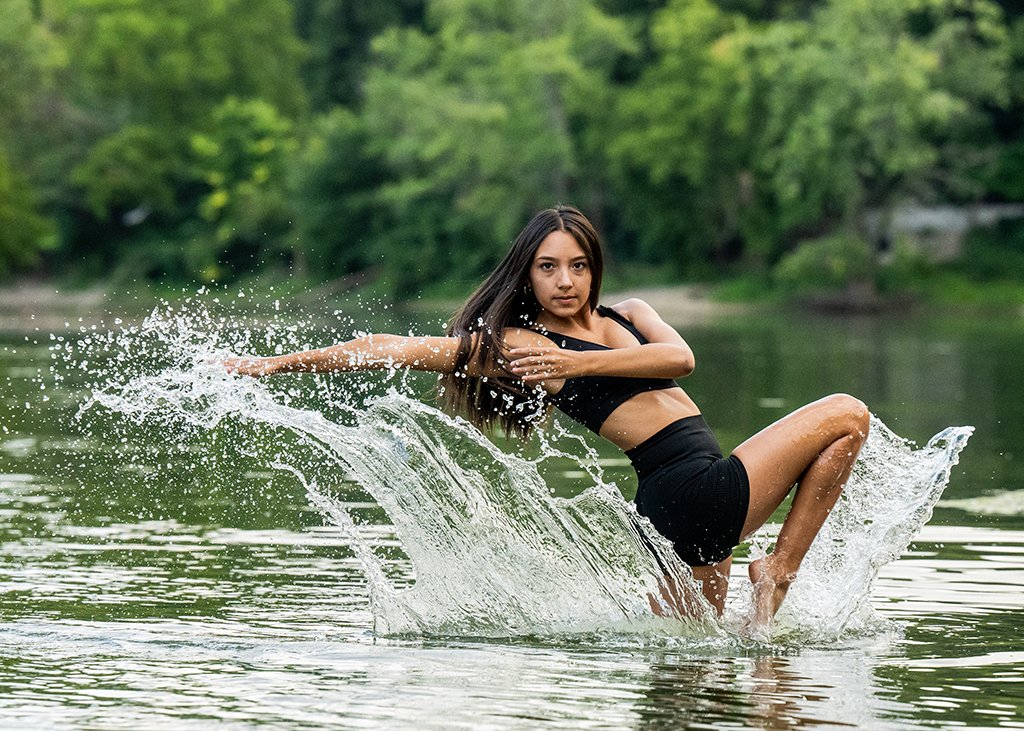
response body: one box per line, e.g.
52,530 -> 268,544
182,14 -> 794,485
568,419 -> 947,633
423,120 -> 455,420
0,0 -> 1019,289
748,0 -> 1008,239
608,0 -> 751,270
0,0 -> 60,269
72,126 -> 183,220
49,0 -> 306,126
293,0 -> 426,109
34,0 -> 308,280
189,97 -> 298,281
608,0 -> 1011,273
0,149 -> 54,275
290,108 -> 386,279
355,0 -> 635,293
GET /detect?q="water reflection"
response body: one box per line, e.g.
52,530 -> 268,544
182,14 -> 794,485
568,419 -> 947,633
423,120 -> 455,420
4,310 -> 1024,728
0,464 -> 937,728
686,313 -> 1024,507
0,618 -> 954,730
634,649 -> 913,729
1,482 -> 1023,728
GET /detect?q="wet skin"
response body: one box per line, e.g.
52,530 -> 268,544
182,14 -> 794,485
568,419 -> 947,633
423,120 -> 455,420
505,232 -> 869,630
224,229 -> 869,632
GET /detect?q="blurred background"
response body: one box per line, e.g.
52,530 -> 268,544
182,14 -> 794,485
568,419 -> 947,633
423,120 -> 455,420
1,0 -> 1022,307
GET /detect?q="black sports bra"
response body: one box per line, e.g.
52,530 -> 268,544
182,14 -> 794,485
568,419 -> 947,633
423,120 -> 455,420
530,305 -> 678,433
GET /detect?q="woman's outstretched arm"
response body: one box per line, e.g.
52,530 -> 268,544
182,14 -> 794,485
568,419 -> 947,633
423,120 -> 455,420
223,334 -> 465,377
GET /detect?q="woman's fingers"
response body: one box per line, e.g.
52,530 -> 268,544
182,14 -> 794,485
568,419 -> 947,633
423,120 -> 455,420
508,347 -> 557,358
511,356 -> 547,368
510,354 -> 566,382
223,357 -> 268,377
511,355 -> 555,370
508,347 -> 578,382
519,365 -> 553,382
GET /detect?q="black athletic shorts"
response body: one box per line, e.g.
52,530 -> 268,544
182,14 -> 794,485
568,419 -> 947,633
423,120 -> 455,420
626,415 -> 750,566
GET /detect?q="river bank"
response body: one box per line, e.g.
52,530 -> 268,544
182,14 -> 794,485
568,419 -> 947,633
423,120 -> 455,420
4,273 -> 1022,334
0,282 -> 111,333
2,280 -> 755,333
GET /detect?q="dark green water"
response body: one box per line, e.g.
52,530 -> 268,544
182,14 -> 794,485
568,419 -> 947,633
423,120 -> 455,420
0,302 -> 1021,729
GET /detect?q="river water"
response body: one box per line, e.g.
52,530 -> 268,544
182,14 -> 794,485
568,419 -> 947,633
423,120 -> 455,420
0,295 -> 1021,729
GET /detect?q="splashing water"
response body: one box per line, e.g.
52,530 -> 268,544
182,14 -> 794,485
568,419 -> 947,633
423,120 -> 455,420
67,298 -> 972,642
738,418 -> 974,641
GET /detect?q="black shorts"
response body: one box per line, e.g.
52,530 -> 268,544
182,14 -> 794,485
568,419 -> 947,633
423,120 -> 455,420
626,415 -> 750,566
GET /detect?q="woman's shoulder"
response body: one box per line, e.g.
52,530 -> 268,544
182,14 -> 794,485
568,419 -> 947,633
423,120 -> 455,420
604,298 -> 660,323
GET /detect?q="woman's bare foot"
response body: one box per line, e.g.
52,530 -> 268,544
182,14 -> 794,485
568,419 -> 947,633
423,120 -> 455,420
747,557 -> 793,636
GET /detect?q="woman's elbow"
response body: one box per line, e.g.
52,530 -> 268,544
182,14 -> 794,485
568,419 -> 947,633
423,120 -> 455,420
673,347 -> 695,378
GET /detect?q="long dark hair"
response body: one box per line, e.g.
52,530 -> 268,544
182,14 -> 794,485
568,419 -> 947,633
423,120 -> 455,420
438,205 -> 604,438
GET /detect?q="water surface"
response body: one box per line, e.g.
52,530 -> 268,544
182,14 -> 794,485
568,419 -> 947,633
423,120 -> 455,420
1,298 -> 1021,729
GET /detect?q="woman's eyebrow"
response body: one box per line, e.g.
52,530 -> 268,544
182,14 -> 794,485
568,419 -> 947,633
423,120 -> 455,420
535,255 -> 588,262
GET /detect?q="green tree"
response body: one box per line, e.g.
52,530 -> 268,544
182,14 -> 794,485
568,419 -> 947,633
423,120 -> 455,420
0,0 -> 60,152
0,0 -> 60,275
356,0 -> 635,294
0,149 -> 54,276
293,0 -> 426,109
290,108 -> 388,279
40,0 -> 310,279
748,0 -> 1009,246
608,0 -> 751,272
71,126 -> 183,220
190,98 -> 297,281
984,11 -> 1024,199
610,0 -> 1011,277
50,0 -> 306,128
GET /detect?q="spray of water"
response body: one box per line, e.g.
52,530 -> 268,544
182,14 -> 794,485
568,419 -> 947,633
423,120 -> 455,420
735,418 -> 973,641
66,296 -> 972,642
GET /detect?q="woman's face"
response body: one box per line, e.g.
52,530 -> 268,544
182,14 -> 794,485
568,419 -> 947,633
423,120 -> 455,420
529,230 -> 592,319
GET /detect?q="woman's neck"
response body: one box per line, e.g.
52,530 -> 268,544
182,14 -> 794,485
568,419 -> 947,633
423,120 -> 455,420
536,305 -> 599,334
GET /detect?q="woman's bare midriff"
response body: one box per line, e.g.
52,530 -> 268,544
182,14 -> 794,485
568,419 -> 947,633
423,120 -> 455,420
598,387 -> 702,451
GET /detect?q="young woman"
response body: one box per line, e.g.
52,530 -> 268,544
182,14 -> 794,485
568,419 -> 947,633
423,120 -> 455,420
224,205 -> 869,632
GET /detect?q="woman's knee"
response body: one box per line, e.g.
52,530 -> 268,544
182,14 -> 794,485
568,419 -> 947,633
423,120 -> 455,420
822,393 -> 870,440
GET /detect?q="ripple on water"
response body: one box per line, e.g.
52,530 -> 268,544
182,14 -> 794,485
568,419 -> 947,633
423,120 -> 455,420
3,301 -> 1019,729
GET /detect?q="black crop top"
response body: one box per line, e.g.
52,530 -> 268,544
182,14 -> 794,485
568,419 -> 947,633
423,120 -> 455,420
531,305 -> 678,433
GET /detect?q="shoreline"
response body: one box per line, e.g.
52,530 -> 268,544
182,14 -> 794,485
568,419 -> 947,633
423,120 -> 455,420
1,281 -> 751,333
2,278 -> 1021,333
0,283 -> 112,333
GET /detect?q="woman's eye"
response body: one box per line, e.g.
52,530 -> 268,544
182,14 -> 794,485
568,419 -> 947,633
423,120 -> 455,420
539,263 -> 554,270
572,262 -> 587,270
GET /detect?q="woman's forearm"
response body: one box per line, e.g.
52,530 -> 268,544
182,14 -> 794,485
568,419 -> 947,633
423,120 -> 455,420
258,335 -> 399,374
580,344 -> 694,380
229,334 -> 462,376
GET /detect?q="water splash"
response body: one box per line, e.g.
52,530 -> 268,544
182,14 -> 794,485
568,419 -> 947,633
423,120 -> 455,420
737,418 -> 974,642
68,298 -> 972,642
89,373 -> 714,636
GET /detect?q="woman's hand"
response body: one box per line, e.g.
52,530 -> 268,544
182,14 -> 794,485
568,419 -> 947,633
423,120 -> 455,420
508,346 -> 587,383
223,356 -> 280,377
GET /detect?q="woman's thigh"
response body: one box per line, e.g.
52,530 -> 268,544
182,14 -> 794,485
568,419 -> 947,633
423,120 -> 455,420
731,394 -> 868,538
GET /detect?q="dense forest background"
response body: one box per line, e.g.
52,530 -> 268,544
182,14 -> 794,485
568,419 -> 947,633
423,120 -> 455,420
2,0 -> 1023,300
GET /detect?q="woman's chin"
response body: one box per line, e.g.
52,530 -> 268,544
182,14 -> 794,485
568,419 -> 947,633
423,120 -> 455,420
548,299 -> 580,313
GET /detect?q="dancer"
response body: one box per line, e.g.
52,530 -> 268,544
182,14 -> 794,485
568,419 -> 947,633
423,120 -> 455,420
224,206 -> 869,632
